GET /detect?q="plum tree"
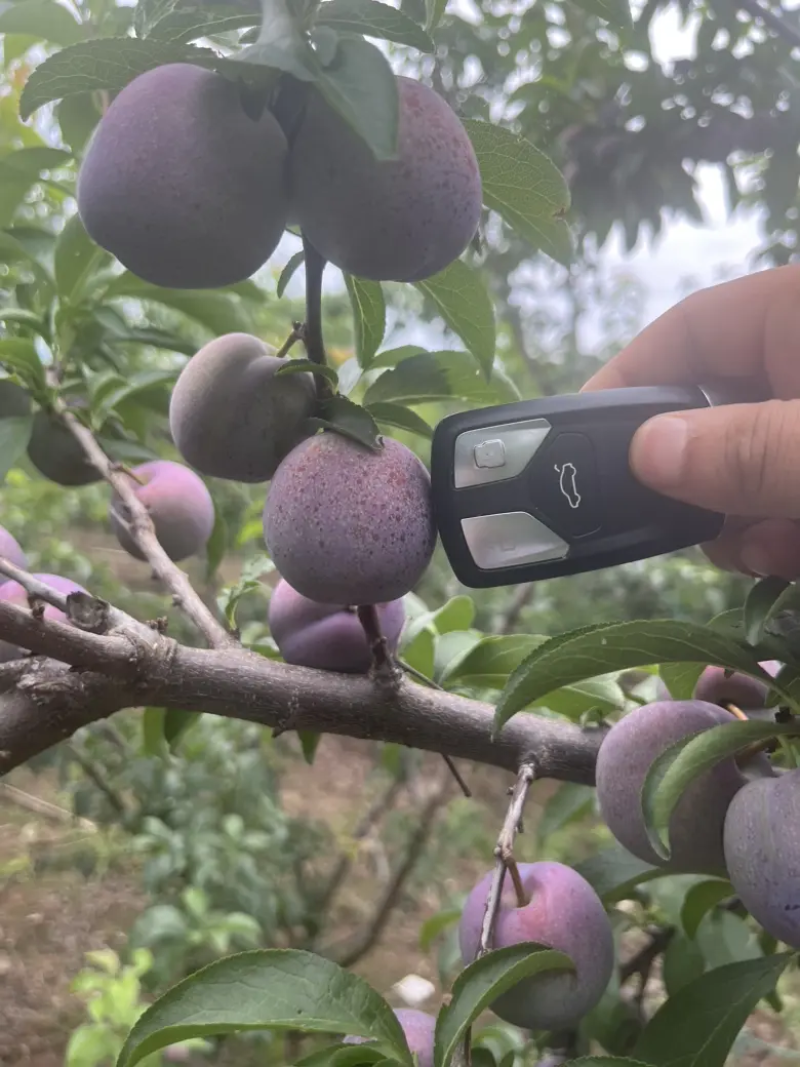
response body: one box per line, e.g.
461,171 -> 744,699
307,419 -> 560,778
109,461 -> 215,563
458,861 -> 614,1031
289,77 -> 482,282
169,333 -> 317,482
77,64 -> 289,289
263,432 -> 436,604
0,574 -> 86,662
345,1009 -> 435,1067
27,410 -> 103,486
723,769 -> 800,949
595,699 -> 757,875
0,526 -> 26,571
694,661 -> 781,710
268,578 -> 405,672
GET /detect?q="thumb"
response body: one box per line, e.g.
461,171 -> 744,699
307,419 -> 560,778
630,399 -> 800,518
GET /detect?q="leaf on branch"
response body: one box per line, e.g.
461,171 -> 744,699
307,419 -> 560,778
315,0 -> 435,52
163,709 -> 201,751
276,359 -> 339,385
19,38 -> 226,121
640,718 -> 800,861
424,0 -> 447,32
0,0 -> 84,47
632,953 -> 794,1067
104,273 -> 256,335
363,351 -> 519,407
277,251 -> 305,297
743,575 -> 800,646
54,213 -> 108,303
495,620 -> 777,731
299,731 -> 322,764
658,662 -> 705,701
0,230 -> 54,293
345,274 -> 386,368
0,337 -> 47,394
315,37 -> 400,161
680,879 -> 735,940
574,844 -> 663,903
433,943 -> 574,1067
366,401 -> 432,440
306,395 -> 383,451
148,7 -> 261,44
413,260 -> 496,378
0,414 -> 34,482
116,948 -> 413,1067
233,0 -> 320,81
461,120 -> 573,266
0,147 -> 73,229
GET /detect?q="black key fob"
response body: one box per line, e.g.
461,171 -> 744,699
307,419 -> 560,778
430,379 -> 763,588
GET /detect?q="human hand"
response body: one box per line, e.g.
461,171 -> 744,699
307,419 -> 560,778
581,265 -> 800,580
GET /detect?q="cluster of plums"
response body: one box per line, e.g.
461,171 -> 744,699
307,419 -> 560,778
76,62 -> 483,289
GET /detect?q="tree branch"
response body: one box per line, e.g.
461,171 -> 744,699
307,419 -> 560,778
59,406 -> 235,650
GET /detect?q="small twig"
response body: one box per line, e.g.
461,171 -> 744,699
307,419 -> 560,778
59,407 -> 235,650
496,584 -> 536,635
0,781 -> 97,830
301,233 -> 334,402
276,322 -> 306,360
478,762 -> 537,957
736,0 -> 800,49
65,741 -> 129,820
619,924 -> 675,985
397,657 -> 471,798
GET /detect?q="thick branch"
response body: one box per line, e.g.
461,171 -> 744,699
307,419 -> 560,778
60,408 -> 235,650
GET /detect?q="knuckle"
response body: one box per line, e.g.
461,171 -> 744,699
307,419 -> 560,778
723,400 -> 796,503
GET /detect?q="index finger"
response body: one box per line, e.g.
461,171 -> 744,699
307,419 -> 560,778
581,264 -> 800,398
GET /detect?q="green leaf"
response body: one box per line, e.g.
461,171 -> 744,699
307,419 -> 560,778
363,351 -> 519,407
0,414 -> 34,482
0,338 -> 46,393
433,943 -> 574,1067
104,273 -> 255,335
495,620 -> 773,732
0,147 -> 72,228
536,782 -> 595,843
0,230 -> 54,291
277,251 -> 305,297
233,0 -> 319,82
306,395 -> 382,451
743,576 -> 799,646
142,708 -> 168,759
442,634 -> 548,689
419,908 -> 461,952
461,120 -> 572,266
662,935 -> 706,997
0,0 -> 84,46
56,93 -> 103,153
299,731 -> 322,764
316,37 -> 400,162
659,662 -> 705,701
345,274 -> 386,369
149,8 -> 260,43
413,260 -> 496,377
19,38 -> 223,121
369,345 -> 425,370
641,718 -> 800,861
569,0 -> 632,29
316,0 -> 435,51
163,709 -> 200,750
574,844 -> 663,903
366,401 -> 432,440
424,0 -> 447,31
680,880 -> 735,940
276,359 -> 338,386
632,953 -> 794,1067
54,213 -> 106,302
116,948 -> 413,1067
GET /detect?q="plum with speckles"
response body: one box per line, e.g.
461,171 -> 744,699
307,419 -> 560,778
345,1009 -> 435,1067
694,661 -> 781,710
109,460 -> 215,563
289,77 -> 482,282
0,526 -> 26,571
596,699 -> 754,875
28,410 -> 102,486
263,433 -> 436,605
169,333 -> 317,483
269,578 -> 405,672
0,574 -> 86,662
77,64 -> 289,289
458,861 -> 614,1031
724,768 -> 800,949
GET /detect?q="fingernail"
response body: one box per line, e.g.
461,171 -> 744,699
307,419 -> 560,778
740,544 -> 773,578
630,415 -> 689,490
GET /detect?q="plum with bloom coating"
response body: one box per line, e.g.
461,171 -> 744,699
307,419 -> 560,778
263,433 -> 436,605
345,1009 -> 435,1067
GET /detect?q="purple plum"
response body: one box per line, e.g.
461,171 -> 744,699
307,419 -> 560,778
0,526 -> 26,571
345,1009 -> 435,1067
0,574 -> 87,662
694,661 -> 781,710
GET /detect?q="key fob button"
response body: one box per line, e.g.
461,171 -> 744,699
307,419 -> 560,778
453,418 -> 552,488
529,432 -> 602,538
460,511 -> 569,570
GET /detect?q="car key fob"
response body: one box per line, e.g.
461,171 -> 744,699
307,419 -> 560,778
430,379 -> 764,588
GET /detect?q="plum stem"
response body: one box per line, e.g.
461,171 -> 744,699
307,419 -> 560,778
477,761 -> 537,958
301,233 -> 335,403
276,322 -> 306,359
356,604 -> 394,676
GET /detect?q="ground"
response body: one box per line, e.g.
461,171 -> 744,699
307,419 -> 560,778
0,736 -> 797,1067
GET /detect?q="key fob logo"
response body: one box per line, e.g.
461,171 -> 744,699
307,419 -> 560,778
555,461 -> 581,509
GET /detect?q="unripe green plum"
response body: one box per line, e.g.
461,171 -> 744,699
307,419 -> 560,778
27,410 -> 102,486
458,861 -> 614,1032
289,77 -> 482,282
595,699 -> 751,875
169,333 -> 317,482
345,1009 -> 435,1067
0,526 -> 26,571
269,578 -> 405,672
263,433 -> 436,605
694,661 -> 781,710
0,574 -> 87,662
77,64 -> 289,289
109,460 -> 215,562
723,768 -> 800,949
0,380 -> 30,418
